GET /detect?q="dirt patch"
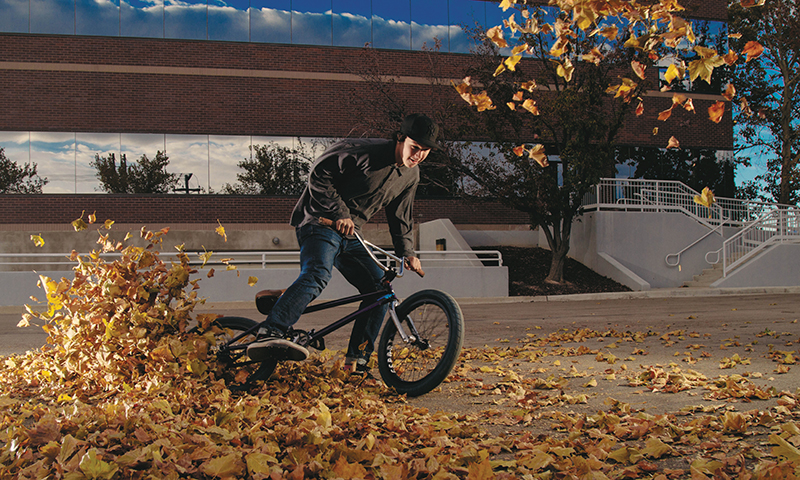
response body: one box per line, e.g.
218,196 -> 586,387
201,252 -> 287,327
475,245 -> 632,296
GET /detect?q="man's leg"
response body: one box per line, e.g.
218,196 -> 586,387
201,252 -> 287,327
335,237 -> 389,371
248,224 -> 342,361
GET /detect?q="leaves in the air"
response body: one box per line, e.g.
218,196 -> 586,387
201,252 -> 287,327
693,186 -> 716,208
708,100 -> 726,123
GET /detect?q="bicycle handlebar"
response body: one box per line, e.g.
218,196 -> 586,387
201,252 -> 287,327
317,217 -> 425,278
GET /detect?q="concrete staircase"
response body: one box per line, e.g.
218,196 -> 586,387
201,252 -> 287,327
683,263 -> 724,288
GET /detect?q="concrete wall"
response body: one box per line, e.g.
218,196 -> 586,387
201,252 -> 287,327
569,211 -> 728,289
0,219 -> 508,307
712,244 -> 800,288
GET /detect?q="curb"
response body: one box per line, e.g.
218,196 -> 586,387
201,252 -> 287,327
4,286 -> 799,315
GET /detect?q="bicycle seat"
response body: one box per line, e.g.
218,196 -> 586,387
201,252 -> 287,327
255,289 -> 284,315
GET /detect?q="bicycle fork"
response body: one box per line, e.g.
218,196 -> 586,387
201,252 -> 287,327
388,300 -> 420,346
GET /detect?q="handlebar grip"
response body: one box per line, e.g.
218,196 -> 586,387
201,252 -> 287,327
318,217 -> 334,227
415,268 -> 425,278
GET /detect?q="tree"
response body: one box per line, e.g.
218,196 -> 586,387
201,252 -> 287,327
618,146 -> 736,198
221,140 -> 319,195
0,148 -> 48,194
451,0 -> 761,283
729,0 -> 800,205
92,151 -> 179,194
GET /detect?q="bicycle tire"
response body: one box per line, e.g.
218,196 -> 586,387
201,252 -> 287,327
377,289 -> 464,397
203,317 -> 278,389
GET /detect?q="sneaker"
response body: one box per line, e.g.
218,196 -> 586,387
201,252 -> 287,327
248,328 -> 309,362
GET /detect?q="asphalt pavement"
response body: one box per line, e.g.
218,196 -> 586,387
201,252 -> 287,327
3,286 -> 799,359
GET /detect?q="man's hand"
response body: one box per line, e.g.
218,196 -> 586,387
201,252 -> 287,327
334,218 -> 356,236
404,256 -> 424,276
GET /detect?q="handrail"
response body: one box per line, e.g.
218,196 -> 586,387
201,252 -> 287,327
582,178 -> 796,226
0,249 -> 504,271
722,208 -> 800,276
665,217 -> 728,267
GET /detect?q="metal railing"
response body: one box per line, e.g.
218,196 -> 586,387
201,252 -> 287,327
0,249 -> 503,272
582,178 -> 791,227
722,209 -> 800,276
582,178 -> 800,276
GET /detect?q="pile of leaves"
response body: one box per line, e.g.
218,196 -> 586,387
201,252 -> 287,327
2,221 -> 800,479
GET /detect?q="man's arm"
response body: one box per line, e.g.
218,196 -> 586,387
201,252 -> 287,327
385,182 -> 418,258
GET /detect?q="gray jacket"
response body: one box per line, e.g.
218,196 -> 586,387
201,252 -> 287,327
290,138 -> 419,258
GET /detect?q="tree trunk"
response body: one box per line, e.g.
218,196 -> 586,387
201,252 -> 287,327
541,214 -> 573,284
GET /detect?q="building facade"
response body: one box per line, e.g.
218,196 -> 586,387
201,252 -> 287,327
1,0 -> 732,195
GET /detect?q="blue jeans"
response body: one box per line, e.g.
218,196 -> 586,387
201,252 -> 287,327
267,223 -> 389,360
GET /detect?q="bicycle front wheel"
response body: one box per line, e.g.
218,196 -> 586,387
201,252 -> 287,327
207,317 -> 278,389
377,289 -> 464,397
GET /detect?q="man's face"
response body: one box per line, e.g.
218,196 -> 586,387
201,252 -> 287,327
397,137 -> 432,168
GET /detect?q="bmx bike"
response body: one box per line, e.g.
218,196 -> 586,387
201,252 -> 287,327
199,225 -> 465,397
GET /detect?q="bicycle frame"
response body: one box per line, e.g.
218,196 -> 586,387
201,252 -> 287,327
218,229 -> 418,357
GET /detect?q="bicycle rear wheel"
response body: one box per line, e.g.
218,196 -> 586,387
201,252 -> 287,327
206,317 -> 278,389
377,290 -> 464,397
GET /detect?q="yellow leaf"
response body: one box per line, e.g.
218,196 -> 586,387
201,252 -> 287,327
521,98 -> 539,115
742,41 -> 764,62
247,276 -> 258,287
486,26 -> 507,48
31,234 -> 45,247
88,211 -> 96,224
316,401 -> 332,428
642,437 -> 673,458
771,434 -> 800,462
708,101 -> 726,123
103,219 -> 115,230
556,59 -> 574,82
504,54 -> 522,71
499,0 -> 513,11
667,136 -> 680,149
664,63 -> 683,84
80,449 -> 119,480
201,453 -> 244,478
529,144 -> 549,167
72,210 -> 88,232
693,187 -> 716,208
466,458 -> 494,480
688,50 -> 724,84
215,220 -> 228,242
332,455 -> 369,479
246,452 -> 277,475
631,60 -> 647,80
584,378 -> 598,388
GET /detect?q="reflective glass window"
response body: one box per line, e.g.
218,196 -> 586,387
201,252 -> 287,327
121,133 -> 164,163
0,0 -> 30,33
165,134 -> 209,193
0,132 -> 29,161
410,0 -> 447,51
332,0 -> 369,48
28,132 -> 75,194
373,1 -> 410,50
291,0 -> 331,46
209,0 -> 248,42
449,0 -> 484,54
165,0 -> 206,40
30,0 -> 74,34
121,0 -> 164,38
77,0 -> 120,36
250,0 -> 289,43
209,135 -> 250,192
75,132 -> 119,193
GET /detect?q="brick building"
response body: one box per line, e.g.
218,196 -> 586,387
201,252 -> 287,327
1,0 -> 732,208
